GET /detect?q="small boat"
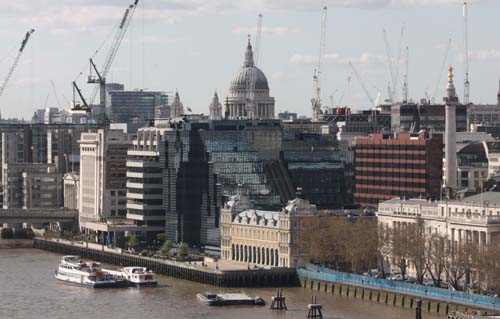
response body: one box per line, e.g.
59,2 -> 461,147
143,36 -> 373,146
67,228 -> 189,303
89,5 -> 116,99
197,292 -> 265,306
448,311 -> 500,319
104,267 -> 157,286
54,256 -> 118,288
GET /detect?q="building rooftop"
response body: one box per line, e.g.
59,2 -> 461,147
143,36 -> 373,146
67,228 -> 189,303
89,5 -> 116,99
457,192 -> 500,206
381,197 -> 438,207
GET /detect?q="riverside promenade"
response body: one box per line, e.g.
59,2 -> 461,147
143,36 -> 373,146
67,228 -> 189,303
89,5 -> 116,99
33,237 -> 299,288
298,264 -> 500,315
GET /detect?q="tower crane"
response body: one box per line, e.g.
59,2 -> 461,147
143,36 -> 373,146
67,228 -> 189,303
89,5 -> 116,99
337,74 -> 352,107
349,61 -> 375,108
383,29 -> 395,104
312,6 -> 327,121
432,38 -> 452,103
463,1 -> 470,104
87,0 -> 139,111
382,25 -> 404,104
245,14 -> 262,119
402,46 -> 409,103
0,29 -> 35,99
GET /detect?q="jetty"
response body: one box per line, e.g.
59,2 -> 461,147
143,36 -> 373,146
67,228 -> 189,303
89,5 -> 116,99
33,237 -> 299,288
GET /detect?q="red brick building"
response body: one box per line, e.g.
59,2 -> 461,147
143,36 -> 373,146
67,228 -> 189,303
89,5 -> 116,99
354,131 -> 443,209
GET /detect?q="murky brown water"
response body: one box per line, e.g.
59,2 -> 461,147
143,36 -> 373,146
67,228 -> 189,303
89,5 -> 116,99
0,249 -> 444,319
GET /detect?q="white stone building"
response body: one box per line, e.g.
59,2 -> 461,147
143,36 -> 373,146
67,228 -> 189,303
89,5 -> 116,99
220,195 -> 321,268
78,129 -> 130,231
377,192 -> 500,251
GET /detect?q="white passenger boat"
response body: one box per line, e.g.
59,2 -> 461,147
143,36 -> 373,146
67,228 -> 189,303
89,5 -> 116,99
54,256 -> 118,288
104,267 -> 157,286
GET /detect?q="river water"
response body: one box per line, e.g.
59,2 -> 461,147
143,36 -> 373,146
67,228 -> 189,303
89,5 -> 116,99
0,249 -> 444,319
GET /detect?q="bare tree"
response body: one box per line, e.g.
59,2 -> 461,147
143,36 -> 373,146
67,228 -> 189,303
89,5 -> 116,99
390,223 -> 410,281
425,233 -> 447,287
407,219 -> 427,284
377,222 -> 392,278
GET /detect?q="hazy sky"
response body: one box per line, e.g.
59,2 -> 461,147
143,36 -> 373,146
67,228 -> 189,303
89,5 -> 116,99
0,0 -> 498,119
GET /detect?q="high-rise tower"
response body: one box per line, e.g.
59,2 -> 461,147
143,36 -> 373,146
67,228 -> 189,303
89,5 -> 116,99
444,66 -> 458,192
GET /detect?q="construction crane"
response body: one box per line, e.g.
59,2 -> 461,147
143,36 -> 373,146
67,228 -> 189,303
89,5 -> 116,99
463,1 -> 470,104
383,25 -> 405,103
337,74 -> 352,107
312,6 -> 327,121
0,29 -> 35,99
393,24 -> 405,102
87,0 -> 139,110
432,38 -> 452,103
245,14 -> 262,119
349,61 -> 375,108
383,29 -> 395,104
72,81 -> 89,111
50,80 -> 62,109
402,46 -> 409,103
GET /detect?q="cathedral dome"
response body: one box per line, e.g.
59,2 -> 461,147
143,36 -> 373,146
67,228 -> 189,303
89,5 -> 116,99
229,66 -> 269,91
229,38 -> 269,92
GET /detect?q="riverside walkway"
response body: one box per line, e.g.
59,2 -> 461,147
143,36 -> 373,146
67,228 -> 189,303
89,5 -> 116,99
33,237 -> 299,288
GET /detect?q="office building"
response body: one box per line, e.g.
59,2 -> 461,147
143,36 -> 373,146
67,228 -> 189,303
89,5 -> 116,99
391,102 -> 467,133
63,173 -> 79,210
79,129 -> 130,235
109,90 -> 168,125
126,127 -> 168,242
354,131 -> 443,209
2,163 -> 61,209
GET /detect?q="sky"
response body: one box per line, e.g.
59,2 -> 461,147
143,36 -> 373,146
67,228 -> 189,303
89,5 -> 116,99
0,0 -> 498,119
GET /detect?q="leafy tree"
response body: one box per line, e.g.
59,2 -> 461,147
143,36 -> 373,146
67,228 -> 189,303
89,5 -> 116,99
127,235 -> 139,249
177,242 -> 189,259
161,240 -> 173,255
156,233 -> 166,244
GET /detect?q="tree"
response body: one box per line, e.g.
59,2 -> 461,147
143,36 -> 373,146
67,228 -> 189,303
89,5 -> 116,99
127,235 -> 139,250
444,240 -> 474,291
177,242 -> 189,259
425,233 -> 447,287
407,219 -> 427,284
161,240 -> 173,256
377,223 -> 392,278
390,224 -> 410,281
156,233 -> 166,244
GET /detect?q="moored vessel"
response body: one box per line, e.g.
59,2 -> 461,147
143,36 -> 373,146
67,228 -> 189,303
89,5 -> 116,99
54,256 -> 118,288
104,267 -> 157,286
197,292 -> 265,306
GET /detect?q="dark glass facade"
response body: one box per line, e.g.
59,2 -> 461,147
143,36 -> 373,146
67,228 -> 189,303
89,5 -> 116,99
391,102 -> 468,132
110,91 -> 168,124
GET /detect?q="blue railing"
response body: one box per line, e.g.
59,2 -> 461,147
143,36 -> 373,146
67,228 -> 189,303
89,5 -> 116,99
297,264 -> 500,310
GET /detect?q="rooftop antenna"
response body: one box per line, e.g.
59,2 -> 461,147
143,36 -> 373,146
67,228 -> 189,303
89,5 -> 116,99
463,1 -> 470,104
